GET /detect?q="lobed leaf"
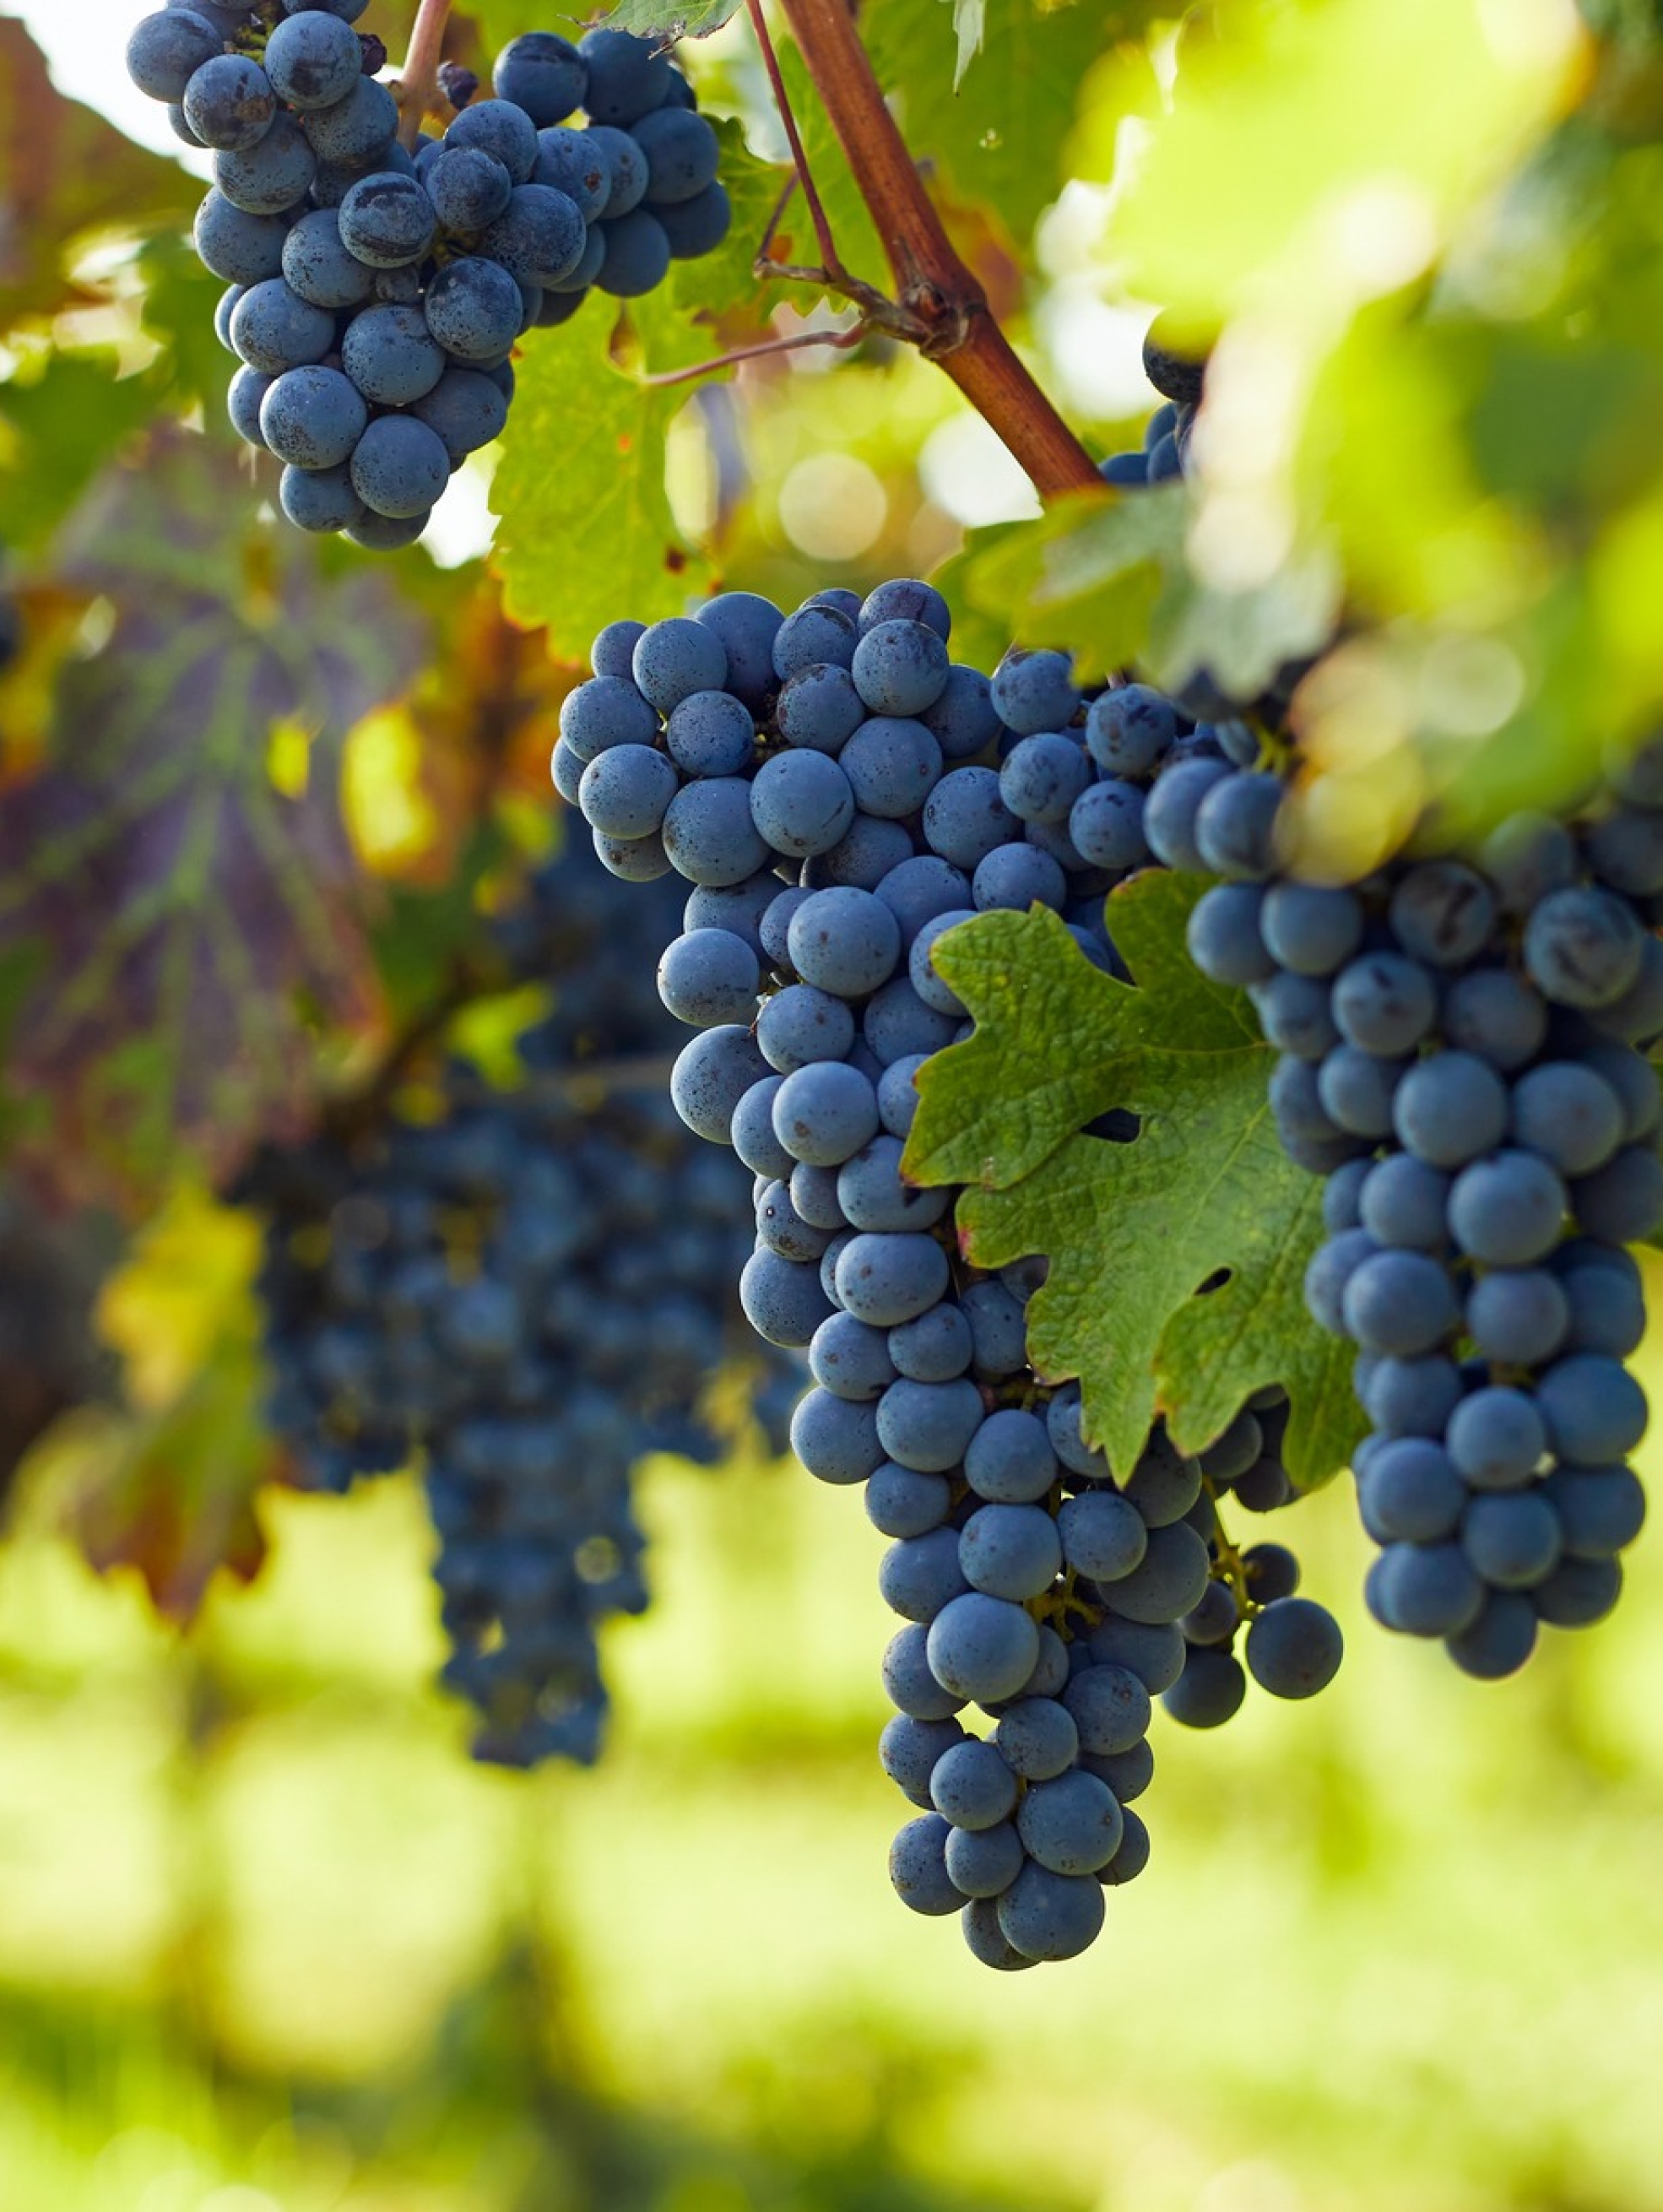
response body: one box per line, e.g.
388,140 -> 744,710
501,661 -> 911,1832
0,432 -> 422,1210
906,875 -> 1362,1485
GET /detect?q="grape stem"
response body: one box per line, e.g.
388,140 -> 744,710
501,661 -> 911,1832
393,0 -> 454,151
639,321 -> 866,388
766,0 -> 1103,499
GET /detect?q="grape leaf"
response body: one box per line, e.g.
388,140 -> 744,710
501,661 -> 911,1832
941,482 -> 1339,697
0,19 -> 200,334
864,0 -> 1161,241
0,350 -> 163,552
0,431 -> 423,1211
490,299 -> 712,656
74,1187 -> 274,1619
591,0 -> 744,37
904,874 -> 1362,1487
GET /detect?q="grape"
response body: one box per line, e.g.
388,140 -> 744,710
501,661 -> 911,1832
481,182 -> 586,285
578,26 -> 674,123
279,461 -> 364,534
882,1625 -> 965,1720
790,1387 -> 884,1484
663,690 -> 755,778
350,415 -> 451,518
1536,1353 -> 1648,1461
1478,811 -> 1576,914
657,928 -> 759,1028
1532,1555 -> 1622,1627
958,1503 -> 1063,1601
1465,1270 -> 1569,1365
256,365 -> 366,472
1341,1250 -> 1460,1358
532,128 -> 610,221
1243,1597 -> 1342,1696
886,1304 -> 970,1386
1057,1491 -> 1146,1581
1162,1647 -> 1247,1727
774,605 -> 858,681
1067,779 -> 1148,875
1585,806 -> 1663,895
1442,968 -> 1548,1069
230,279 -> 334,373
227,365 -> 274,447
880,1528 -> 972,1624
1084,686 -> 1176,776
858,578 -> 951,640
1318,1045 -> 1407,1138
833,1232 -> 950,1326
634,619 -> 728,714
996,1862 -> 1105,1961
1104,1520 -> 1211,1624
1000,735 -> 1093,826
749,749 -> 855,858
990,649 -> 1075,735
926,1592 -> 1041,1703
1062,1664 -> 1151,1756
1510,1061 -> 1623,1174
1194,771 -> 1283,880
1541,1465 -> 1645,1558
1016,1770 -> 1124,1876
127,10 -> 224,103
944,1821 -> 1025,1899
961,1895 -> 1037,1970
1122,1431 -> 1204,1528
182,52 -> 276,149
993,1698 -> 1080,1780
1524,885 -> 1645,1006
921,666 -> 1003,760
662,778 -> 771,887
1251,969 -> 1340,1059
1555,1253 -> 1645,1357
787,887 -> 902,998
1386,863 -> 1496,967
630,106 -> 721,204
1571,1144 -> 1663,1242
1446,1591 -> 1539,1678
837,1137 -> 952,1233
444,97 -> 539,183
869,857 -> 972,952
1143,757 -> 1232,872
840,717 -> 945,819
411,368 -> 510,466
597,210 -> 672,296
1462,1492 -> 1562,1588
494,31 -> 588,125
756,984 -> 855,1071
1330,952 -> 1438,1054
1392,1051 -> 1509,1168
341,302 -> 446,404
792,1161 -> 852,1231
1445,1149 -> 1566,1267
962,1407 -> 1056,1503
1357,1155 -> 1449,1250
301,75 -> 399,165
344,510 -> 431,553
880,1721 -> 962,1807
810,1315 -> 896,1402
1243,1543 -> 1301,1604
739,1246 -> 832,1346
561,675 -> 658,760
264,8 -> 363,109
867,1462 -> 953,1539
1445,1386 -> 1547,1488
282,209 -> 375,308
1260,884 -> 1365,976
670,1024 -> 769,1144
862,980 -> 959,1065
214,117 -> 317,214
1373,1542 -> 1485,1637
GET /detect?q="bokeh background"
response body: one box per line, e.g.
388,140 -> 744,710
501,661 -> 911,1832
6,0 -> 1663,2206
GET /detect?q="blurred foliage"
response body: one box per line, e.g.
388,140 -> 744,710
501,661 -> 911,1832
2,1 -> 1663,2204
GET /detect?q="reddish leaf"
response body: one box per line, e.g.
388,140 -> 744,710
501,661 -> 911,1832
0,431 -> 425,1210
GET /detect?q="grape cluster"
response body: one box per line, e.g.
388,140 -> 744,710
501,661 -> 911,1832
1184,750 -> 1661,1674
125,3 -> 728,549
558,577 -> 1342,1963
238,837 -> 794,1765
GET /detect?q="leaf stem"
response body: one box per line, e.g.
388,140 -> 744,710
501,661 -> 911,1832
744,0 -> 844,277
640,322 -> 866,388
394,0 -> 453,151
769,0 -> 1102,501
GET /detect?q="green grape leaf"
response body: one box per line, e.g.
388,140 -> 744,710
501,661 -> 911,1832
591,0 -> 744,37
0,19 -> 201,335
944,483 -> 1339,697
864,0 -> 1161,241
0,349 -> 163,553
490,300 -> 712,655
905,875 -> 1362,1486
0,431 -> 424,1211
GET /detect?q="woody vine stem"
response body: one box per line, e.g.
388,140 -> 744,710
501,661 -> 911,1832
393,0 -> 1104,497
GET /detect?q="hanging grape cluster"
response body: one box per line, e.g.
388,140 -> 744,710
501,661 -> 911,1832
236,837 -> 796,1766
556,576 -> 1344,1965
125,3 -> 728,546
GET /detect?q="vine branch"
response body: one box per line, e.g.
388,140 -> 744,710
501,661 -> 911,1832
766,0 -> 1103,501
394,0 -> 454,150
641,323 -> 866,388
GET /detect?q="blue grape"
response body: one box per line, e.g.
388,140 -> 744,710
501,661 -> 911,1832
227,365 -> 273,447
1243,1597 -> 1342,1696
993,1697 -> 1079,1781
1057,1491 -> 1146,1581
127,10 -> 224,103
772,1062 -> 882,1168
749,749 -> 855,858
1462,1493 -> 1562,1588
1524,885 -> 1645,1007
1386,863 -> 1496,967
1340,1249 -> 1459,1358
1392,1051 -> 1509,1168
1330,952 -> 1438,1055
481,182 -> 586,285
787,886 -> 902,998
1465,1270 -> 1570,1365
342,302 -> 446,404
837,1136 -> 951,1233
1085,686 -> 1176,776
833,1232 -> 951,1326
350,415 -> 450,518
301,75 -> 399,165
1260,883 -> 1365,977
1103,1520 -> 1211,1624
265,9 -> 362,110
182,52 -> 276,149
1016,1769 -> 1123,1876
1445,1385 -> 1547,1488
867,1462 -> 952,1538
926,1591 -> 1041,1704
214,116 -> 317,214
230,279 -> 334,372
921,665 -> 1003,760
670,1023 -> 769,1144
279,461 -> 364,534
1357,1154 -> 1449,1250
258,364 -> 366,471
631,106 -> 720,203
597,209 -> 672,295
1070,780 -> 1151,872
790,1386 -> 884,1484
1062,1664 -> 1151,1756
1143,757 -> 1232,872
656,182 -> 732,258
579,25 -> 674,123
662,778 -> 770,886
756,984 -> 855,1071
958,1503 -> 1063,1601
1536,1353 -> 1648,1462
634,618 -> 727,714
282,209 -> 375,307
444,97 -> 539,183
990,649 -> 1075,735
533,127 -> 610,220
922,767 -> 1019,870
1446,1149 -> 1566,1266
411,368 -> 509,466
963,1407 -> 1057,1502
1194,771 -> 1283,880
880,1719 -> 963,1806
840,717 -> 944,819
1571,1144 -> 1663,1243
1162,1648 -> 1248,1727
494,31 -> 588,126
739,1245 -> 832,1346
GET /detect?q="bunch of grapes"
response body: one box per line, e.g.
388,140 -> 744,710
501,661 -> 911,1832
236,838 -> 795,1766
1184,749 -> 1660,1674
557,577 -> 1343,1964
125,3 -> 729,549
